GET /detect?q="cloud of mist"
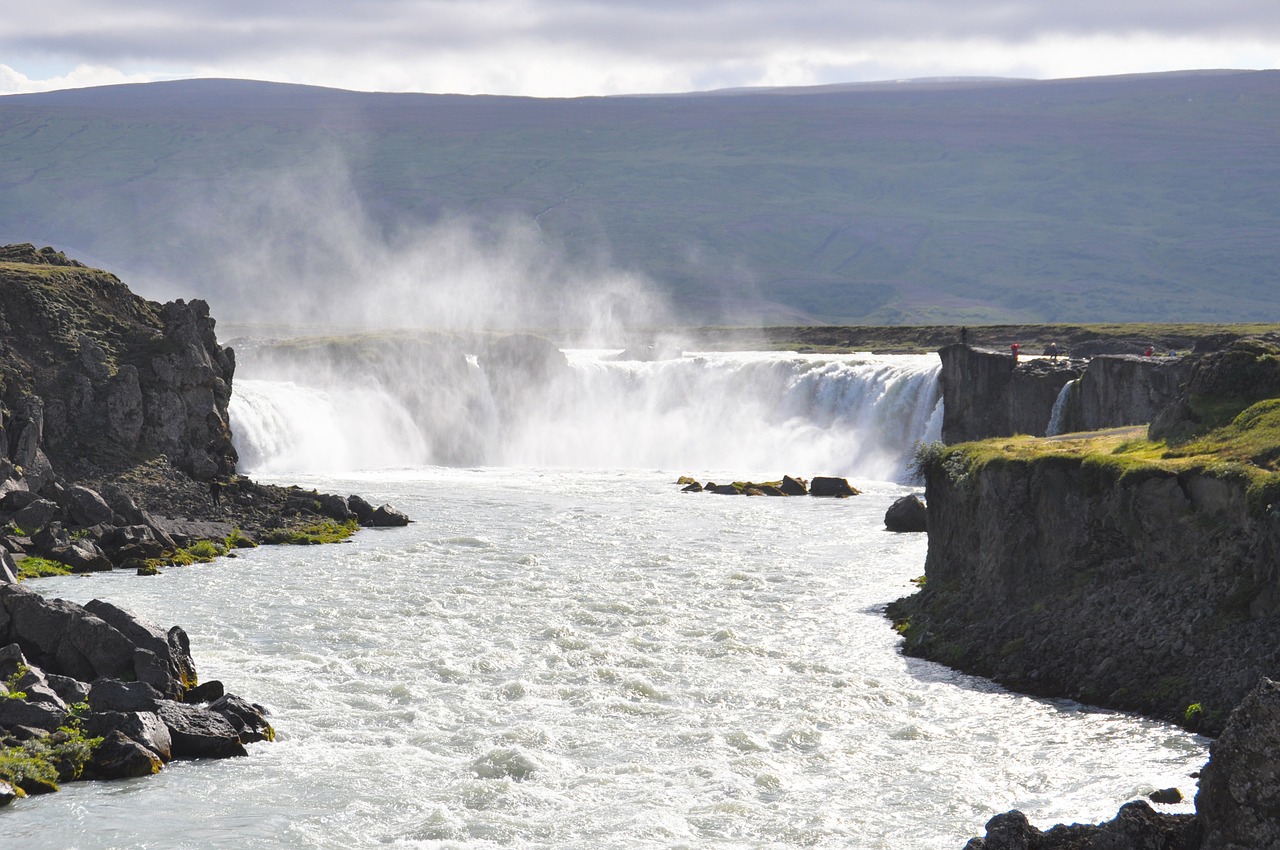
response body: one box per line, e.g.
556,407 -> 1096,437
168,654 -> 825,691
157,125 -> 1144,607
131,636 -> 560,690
157,151 -> 675,343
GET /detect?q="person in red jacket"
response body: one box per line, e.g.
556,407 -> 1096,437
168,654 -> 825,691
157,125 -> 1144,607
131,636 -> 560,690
1010,342 -> 1020,362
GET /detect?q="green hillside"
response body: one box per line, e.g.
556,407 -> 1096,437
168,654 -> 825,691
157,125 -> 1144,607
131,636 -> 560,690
0,72 -> 1277,326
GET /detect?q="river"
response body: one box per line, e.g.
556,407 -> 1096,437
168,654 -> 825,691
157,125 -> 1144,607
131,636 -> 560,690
8,351 -> 1207,849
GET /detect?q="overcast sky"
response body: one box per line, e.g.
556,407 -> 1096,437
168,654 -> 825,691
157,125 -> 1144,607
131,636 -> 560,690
2,0 -> 1277,97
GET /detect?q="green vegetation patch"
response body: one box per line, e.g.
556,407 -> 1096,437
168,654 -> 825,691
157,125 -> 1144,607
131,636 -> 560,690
0,713 -> 101,795
925,399 -> 1280,516
264,519 -> 359,546
15,556 -> 72,581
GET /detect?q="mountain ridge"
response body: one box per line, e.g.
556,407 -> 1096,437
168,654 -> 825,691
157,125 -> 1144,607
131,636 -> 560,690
1,70 -> 1277,326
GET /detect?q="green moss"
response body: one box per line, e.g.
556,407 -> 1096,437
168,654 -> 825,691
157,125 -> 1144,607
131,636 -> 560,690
264,519 -> 359,545
225,528 -> 258,549
0,716 -> 102,795
15,556 -> 72,581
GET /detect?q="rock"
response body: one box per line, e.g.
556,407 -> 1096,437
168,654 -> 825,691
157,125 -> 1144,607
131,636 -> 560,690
1,584 -> 139,682
0,780 -> 16,807
0,696 -> 66,732
964,801 -> 1198,849
66,485 -> 114,527
83,710 -> 173,761
87,730 -> 163,779
50,539 -> 114,573
347,494 -> 375,525
12,498 -> 60,534
681,482 -> 703,492
316,492 -> 352,521
1197,677 -> 1280,850
183,680 -> 225,704
44,673 -> 90,706
809,476 -> 860,497
780,475 -> 808,496
0,489 -> 39,513
884,494 -> 928,532
208,693 -> 273,744
153,701 -> 248,759
370,504 -> 410,527
1149,787 -> 1182,804
0,551 -> 16,584
88,679 -> 164,714
708,484 -> 740,495
758,485 -> 787,496
83,599 -> 198,698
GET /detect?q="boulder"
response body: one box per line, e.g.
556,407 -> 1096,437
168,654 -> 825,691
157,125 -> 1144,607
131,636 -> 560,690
316,492 -> 352,521
884,494 -> 928,532
66,485 -> 114,527
0,780 -> 16,807
153,701 -> 248,759
0,489 -> 39,514
680,482 -> 703,492
83,710 -> 173,761
50,539 -> 114,573
208,694 -> 273,744
809,476 -> 860,497
370,504 -> 410,527
12,498 -> 59,534
87,730 -> 163,779
0,584 -> 139,682
1197,677 -> 1280,850
780,475 -> 808,496
184,680 -> 225,704
87,679 -> 164,714
0,696 -> 65,732
0,551 -> 16,584
347,494 -> 375,525
83,599 -> 198,698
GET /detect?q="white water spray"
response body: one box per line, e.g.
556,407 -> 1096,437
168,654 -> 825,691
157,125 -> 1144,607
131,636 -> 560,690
229,350 -> 943,481
1046,379 -> 1078,437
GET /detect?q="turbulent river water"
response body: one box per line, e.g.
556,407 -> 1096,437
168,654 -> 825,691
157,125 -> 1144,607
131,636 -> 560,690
12,351 -> 1206,849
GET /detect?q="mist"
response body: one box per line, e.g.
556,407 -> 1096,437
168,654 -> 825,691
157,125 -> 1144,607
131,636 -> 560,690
139,150 -> 676,344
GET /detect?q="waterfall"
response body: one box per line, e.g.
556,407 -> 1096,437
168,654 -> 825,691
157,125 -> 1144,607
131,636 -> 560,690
1046,378 -> 1078,437
230,350 -> 943,482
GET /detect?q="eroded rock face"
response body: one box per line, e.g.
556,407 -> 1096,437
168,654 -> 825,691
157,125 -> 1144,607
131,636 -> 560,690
1197,677 -> 1280,850
963,802 -> 1199,850
938,344 -> 1080,443
892,452 -> 1280,735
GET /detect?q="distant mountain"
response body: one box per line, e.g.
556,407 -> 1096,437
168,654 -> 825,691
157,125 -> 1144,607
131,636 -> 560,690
1,71 -> 1277,327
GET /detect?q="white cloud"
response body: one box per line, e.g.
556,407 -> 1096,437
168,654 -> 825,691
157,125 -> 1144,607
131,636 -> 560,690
0,63 -> 175,95
1,1 -> 1277,96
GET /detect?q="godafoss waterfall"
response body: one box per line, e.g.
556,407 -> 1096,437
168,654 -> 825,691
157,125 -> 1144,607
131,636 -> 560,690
13,343 -> 1208,849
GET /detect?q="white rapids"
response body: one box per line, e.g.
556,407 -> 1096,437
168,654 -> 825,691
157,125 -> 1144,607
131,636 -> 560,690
9,352 -> 1208,849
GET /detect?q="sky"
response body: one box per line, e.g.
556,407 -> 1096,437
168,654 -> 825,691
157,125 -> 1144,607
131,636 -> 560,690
1,0 -> 1277,97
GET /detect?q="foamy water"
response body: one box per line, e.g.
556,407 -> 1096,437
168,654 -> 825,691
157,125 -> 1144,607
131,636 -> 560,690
15,468 -> 1206,849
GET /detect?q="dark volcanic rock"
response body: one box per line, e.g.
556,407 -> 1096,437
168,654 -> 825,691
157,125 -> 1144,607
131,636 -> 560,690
1196,677 -> 1280,850
87,730 -> 163,779
939,344 -> 1078,443
370,504 -> 410,527
780,475 -> 808,496
153,701 -> 248,759
884,494 -> 927,532
809,476 -> 860,497
963,802 -> 1198,850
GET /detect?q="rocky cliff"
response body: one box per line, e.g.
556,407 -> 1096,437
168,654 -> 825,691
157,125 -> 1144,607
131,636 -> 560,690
939,344 -> 1193,443
0,243 -> 236,482
893,440 -> 1279,735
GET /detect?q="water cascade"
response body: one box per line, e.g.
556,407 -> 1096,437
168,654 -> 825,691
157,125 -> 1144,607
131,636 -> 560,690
1046,378 -> 1079,437
230,350 -> 943,481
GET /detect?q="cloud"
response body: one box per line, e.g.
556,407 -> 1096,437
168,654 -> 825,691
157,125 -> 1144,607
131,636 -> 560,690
2,0 -> 1277,96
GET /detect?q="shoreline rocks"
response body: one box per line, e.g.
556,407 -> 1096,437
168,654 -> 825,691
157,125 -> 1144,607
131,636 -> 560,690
964,677 -> 1280,849
674,474 -> 861,497
0,583 -> 271,802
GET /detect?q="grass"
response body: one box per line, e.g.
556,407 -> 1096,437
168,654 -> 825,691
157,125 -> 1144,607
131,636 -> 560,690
15,556 -> 72,581
0,714 -> 102,796
264,519 -> 359,546
928,398 -> 1280,515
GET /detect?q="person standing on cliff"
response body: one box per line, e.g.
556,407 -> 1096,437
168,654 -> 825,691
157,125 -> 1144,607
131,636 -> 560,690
210,479 -> 223,507
1010,342 -> 1020,362
960,326 -> 969,345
